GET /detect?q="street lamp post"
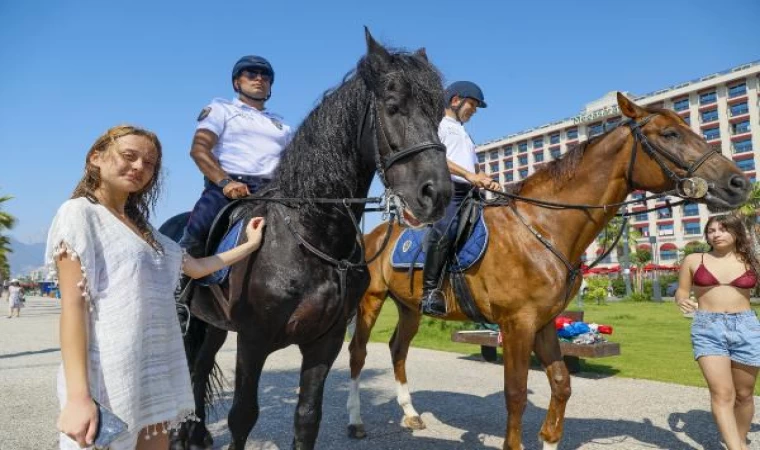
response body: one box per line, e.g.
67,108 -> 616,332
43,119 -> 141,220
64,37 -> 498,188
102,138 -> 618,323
649,235 -> 663,302
621,212 -> 633,298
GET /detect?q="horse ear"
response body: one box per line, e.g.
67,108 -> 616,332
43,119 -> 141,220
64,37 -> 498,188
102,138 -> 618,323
365,26 -> 390,61
617,92 -> 646,119
415,47 -> 428,62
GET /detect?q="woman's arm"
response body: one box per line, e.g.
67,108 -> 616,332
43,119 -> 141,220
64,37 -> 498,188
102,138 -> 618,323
183,217 -> 266,279
675,253 -> 698,313
56,253 -> 98,447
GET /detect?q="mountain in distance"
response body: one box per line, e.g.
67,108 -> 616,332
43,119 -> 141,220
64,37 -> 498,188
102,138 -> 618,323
7,237 -> 46,277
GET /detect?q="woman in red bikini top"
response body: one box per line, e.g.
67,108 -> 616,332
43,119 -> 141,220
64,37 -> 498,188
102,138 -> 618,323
675,214 -> 760,450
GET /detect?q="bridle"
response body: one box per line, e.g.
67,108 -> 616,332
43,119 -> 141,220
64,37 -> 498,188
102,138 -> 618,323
626,114 -> 719,199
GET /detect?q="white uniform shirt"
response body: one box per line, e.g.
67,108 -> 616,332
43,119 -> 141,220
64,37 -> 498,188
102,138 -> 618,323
438,116 -> 476,184
196,98 -> 293,177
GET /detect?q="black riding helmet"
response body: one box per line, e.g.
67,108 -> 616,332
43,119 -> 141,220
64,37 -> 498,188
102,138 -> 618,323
232,55 -> 275,100
445,81 -> 487,108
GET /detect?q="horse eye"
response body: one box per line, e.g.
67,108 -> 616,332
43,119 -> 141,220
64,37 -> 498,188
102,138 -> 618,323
661,130 -> 679,140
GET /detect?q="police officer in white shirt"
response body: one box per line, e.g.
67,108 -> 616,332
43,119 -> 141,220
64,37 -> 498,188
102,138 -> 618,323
180,55 -> 292,257
421,81 -> 501,317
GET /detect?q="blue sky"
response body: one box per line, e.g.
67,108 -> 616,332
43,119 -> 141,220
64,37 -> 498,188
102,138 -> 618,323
1,0 -> 759,246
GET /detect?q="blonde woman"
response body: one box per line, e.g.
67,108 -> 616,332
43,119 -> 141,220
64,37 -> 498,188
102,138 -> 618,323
48,125 -> 265,450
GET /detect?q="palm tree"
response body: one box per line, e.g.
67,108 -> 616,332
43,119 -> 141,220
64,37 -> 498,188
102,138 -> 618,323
737,182 -> 760,253
595,217 -> 642,259
0,195 -> 16,281
630,248 -> 652,292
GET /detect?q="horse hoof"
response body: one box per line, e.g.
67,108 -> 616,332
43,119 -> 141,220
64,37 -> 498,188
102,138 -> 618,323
347,424 -> 367,439
402,415 -> 426,430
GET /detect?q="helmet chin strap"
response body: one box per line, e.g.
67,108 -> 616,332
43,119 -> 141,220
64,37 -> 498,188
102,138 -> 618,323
451,97 -> 465,123
235,81 -> 271,102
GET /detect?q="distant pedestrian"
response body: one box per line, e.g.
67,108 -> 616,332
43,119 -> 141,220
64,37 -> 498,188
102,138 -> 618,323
6,279 -> 24,318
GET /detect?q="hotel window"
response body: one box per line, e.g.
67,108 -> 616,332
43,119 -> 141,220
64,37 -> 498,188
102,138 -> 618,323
504,145 -> 513,156
733,139 -> 753,154
684,221 -> 701,235
550,147 -> 561,159
636,225 -> 650,237
505,159 -> 514,169
477,153 -> 486,163
534,151 -> 545,163
737,158 -> 756,172
728,83 -> 747,98
588,122 -> 604,137
700,109 -> 718,123
683,115 -> 691,125
505,172 -> 514,182
732,120 -> 750,135
489,149 -> 499,160
703,127 -> 720,140
605,117 -> 620,131
566,128 -> 578,140
660,248 -> 677,261
533,137 -> 544,149
550,133 -> 560,144
730,102 -> 749,117
519,168 -> 529,179
750,174 -> 757,183
699,91 -> 716,105
673,98 -> 689,111
657,209 -> 672,220
634,211 -> 648,221
632,192 -> 645,200
491,174 -> 500,182
518,155 -> 528,166
682,203 -> 699,217
518,142 -> 528,153
658,223 -> 674,236
489,162 -> 499,172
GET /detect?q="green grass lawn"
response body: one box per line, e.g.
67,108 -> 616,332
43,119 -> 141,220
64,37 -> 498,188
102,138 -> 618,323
362,299 -> 760,395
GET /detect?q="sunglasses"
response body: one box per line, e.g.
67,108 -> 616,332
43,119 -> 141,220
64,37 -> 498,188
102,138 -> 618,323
241,69 -> 272,82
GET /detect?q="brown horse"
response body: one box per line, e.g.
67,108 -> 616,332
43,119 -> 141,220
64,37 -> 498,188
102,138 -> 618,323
347,93 -> 750,450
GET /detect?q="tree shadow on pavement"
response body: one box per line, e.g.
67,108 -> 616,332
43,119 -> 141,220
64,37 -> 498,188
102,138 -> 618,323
198,364 -> 706,450
668,410 -> 760,450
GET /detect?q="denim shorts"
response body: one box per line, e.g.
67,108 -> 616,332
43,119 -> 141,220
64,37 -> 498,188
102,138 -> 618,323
691,310 -> 760,367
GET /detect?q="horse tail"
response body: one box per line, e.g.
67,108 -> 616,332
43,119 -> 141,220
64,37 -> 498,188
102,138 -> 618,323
182,314 -> 226,416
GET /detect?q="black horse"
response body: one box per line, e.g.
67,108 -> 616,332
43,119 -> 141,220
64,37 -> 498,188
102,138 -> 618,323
162,29 -> 452,450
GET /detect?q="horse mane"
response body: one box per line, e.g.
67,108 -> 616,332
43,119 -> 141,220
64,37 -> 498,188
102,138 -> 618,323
271,49 -> 444,214
511,113 -> 643,195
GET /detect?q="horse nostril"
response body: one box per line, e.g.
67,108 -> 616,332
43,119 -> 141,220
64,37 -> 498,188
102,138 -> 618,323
728,174 -> 748,192
420,181 -> 438,205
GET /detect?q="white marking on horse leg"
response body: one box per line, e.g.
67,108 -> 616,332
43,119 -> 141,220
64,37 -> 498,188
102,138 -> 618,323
347,377 -> 363,425
396,381 -> 419,418
542,440 -> 558,450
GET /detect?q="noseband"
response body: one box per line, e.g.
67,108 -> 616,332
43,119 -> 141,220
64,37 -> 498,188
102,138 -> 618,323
626,114 -> 719,199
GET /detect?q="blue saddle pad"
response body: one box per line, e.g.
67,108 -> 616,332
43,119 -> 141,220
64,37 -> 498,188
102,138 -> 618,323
198,220 -> 244,286
391,213 -> 488,272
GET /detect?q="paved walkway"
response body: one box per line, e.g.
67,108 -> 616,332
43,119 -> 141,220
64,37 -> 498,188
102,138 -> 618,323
1,297 -> 759,449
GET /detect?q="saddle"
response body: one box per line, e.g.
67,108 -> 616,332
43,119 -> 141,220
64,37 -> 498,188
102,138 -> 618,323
391,192 -> 492,323
181,197 -> 266,332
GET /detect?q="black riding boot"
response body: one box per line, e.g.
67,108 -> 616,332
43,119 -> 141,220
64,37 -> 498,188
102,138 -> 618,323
420,233 -> 451,317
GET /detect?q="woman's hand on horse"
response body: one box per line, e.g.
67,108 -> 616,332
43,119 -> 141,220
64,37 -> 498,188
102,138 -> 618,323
245,217 -> 266,250
57,395 -> 98,448
223,181 -> 251,199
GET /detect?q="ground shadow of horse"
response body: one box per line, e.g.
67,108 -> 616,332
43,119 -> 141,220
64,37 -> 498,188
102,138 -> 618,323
198,364 -> 710,449
668,409 -> 760,450
454,353 -> 621,380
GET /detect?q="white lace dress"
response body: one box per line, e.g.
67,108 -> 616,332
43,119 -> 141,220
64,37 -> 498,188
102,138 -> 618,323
46,197 -> 195,450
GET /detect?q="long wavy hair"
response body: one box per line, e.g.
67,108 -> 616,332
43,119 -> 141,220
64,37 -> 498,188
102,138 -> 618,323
704,214 -> 760,277
71,125 -> 164,252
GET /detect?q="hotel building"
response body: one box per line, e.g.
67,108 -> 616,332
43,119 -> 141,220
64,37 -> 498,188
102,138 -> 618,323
476,61 -> 760,267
